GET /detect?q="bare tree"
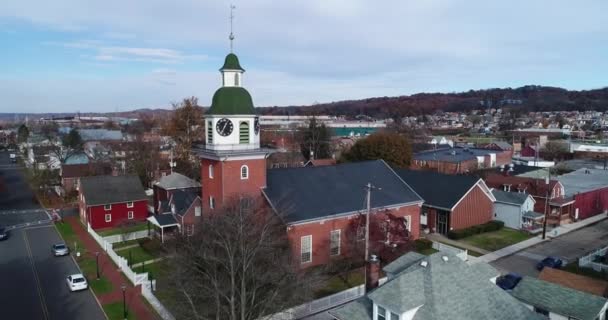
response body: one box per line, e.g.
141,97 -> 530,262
163,197 -> 314,320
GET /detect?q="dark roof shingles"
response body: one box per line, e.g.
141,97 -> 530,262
80,175 -> 147,206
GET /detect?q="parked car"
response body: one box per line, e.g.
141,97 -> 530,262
536,256 -> 563,271
52,243 -> 69,256
0,227 -> 9,241
66,274 -> 88,292
496,273 -> 522,291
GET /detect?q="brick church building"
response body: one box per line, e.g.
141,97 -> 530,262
195,52 -> 424,268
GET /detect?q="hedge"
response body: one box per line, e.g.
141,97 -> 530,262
447,220 -> 504,240
414,239 -> 433,252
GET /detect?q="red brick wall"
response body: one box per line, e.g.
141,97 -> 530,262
200,158 -> 266,211
287,204 -> 421,268
574,187 -> 608,220
495,150 -> 513,166
450,184 -> 494,230
86,200 -> 148,229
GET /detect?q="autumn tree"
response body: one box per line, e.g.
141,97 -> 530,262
341,132 -> 412,167
17,124 -> 30,144
299,116 -> 332,160
125,136 -> 162,188
164,97 -> 204,160
541,140 -> 570,161
163,197 -> 313,320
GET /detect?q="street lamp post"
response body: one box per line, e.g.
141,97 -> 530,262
121,284 -> 127,320
95,252 -> 100,280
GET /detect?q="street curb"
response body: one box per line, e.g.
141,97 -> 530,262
53,222 -> 109,320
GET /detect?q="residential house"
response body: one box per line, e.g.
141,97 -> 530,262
329,252 -> 542,320
27,145 -> 56,170
148,189 -> 202,242
484,174 -> 574,226
79,175 -> 148,229
539,267 -> 608,297
492,189 -> 542,233
557,168 -> 608,220
429,136 -> 454,147
304,158 -> 337,167
152,172 -> 201,214
520,145 -> 539,158
483,141 -> 513,152
396,170 -> 495,235
512,276 -> 608,320
60,162 -> 112,194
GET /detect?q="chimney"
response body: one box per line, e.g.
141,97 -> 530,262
366,254 -> 380,291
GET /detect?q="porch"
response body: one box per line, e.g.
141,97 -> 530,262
147,214 -> 180,243
546,198 -> 575,227
521,211 -> 544,235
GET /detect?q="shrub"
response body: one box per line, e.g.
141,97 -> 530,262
447,221 -> 504,240
414,239 -> 433,251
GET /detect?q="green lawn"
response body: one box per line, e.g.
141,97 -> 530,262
118,246 -> 156,266
103,302 -> 136,320
460,228 -> 532,252
314,270 -> 365,298
112,239 -> 140,250
99,223 -> 149,237
133,261 -> 165,279
90,277 -> 114,295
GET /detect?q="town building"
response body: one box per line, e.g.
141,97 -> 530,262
410,146 -> 511,174
329,252 -> 541,320
395,170 -> 495,235
491,189 -> 542,232
79,175 -> 148,229
557,168 -> 608,220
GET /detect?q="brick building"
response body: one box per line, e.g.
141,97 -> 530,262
79,175 -> 148,229
411,146 -> 512,174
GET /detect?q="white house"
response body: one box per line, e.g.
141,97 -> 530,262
492,189 -> 543,232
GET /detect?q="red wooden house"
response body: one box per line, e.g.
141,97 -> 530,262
396,170 -> 496,235
79,175 -> 149,229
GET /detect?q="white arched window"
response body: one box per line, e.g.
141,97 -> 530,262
241,165 -> 249,179
209,164 -> 214,179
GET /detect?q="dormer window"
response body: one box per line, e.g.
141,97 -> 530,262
503,184 -> 511,192
377,306 -> 386,320
376,304 -> 400,320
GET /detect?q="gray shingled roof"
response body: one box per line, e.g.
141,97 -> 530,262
492,189 -> 531,205
557,168 -> 608,197
330,252 -> 541,320
383,252 -> 426,276
263,160 -> 422,223
78,129 -> 123,141
396,170 -> 482,210
156,172 -> 201,190
170,189 -> 199,216
414,147 -> 496,163
512,277 -> 608,320
80,175 -> 147,206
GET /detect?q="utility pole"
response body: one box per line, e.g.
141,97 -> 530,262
364,183 -> 372,261
542,169 -> 550,240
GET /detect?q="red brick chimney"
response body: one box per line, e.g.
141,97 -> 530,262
366,254 -> 380,291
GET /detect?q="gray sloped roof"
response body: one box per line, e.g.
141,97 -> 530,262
170,189 -> 199,216
156,172 -> 201,190
153,213 -> 178,226
263,160 -> 422,224
78,129 -> 123,141
332,252 -> 542,320
395,169 -> 481,210
80,175 -> 147,206
492,189 -> 531,205
383,252 -> 426,276
557,168 -> 608,197
512,277 -> 608,320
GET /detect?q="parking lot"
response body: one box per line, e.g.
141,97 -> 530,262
0,151 -> 105,320
491,218 -> 608,277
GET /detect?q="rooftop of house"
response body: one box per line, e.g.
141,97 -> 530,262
484,173 -> 559,197
156,172 -> 201,190
64,152 -> 90,165
492,189 -> 532,206
538,267 -> 608,297
484,141 -> 513,150
512,276 -> 607,320
557,168 -> 608,197
413,147 -> 498,163
61,162 -> 112,179
263,160 -> 422,224
80,175 -> 147,206
395,169 -> 485,210
304,158 -> 337,167
161,189 -> 199,217
330,252 -> 541,320
78,129 -> 123,141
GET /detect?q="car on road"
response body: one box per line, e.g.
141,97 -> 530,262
66,274 -> 88,292
496,273 -> 522,291
0,227 -> 9,241
536,256 -> 563,271
52,243 -> 70,256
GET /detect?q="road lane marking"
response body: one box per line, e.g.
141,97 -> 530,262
23,230 -> 50,320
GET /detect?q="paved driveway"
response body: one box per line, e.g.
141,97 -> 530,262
0,151 -> 105,320
491,219 -> 608,277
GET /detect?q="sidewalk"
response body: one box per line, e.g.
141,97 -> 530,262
475,214 -> 608,264
425,233 -> 491,255
66,217 -> 159,320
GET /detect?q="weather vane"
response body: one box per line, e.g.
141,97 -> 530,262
229,5 -> 236,53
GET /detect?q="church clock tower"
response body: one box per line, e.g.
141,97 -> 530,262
197,52 -> 271,212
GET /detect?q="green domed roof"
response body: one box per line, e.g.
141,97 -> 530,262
220,53 -> 244,71
208,87 -> 255,115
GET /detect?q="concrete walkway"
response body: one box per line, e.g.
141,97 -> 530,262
66,217 -> 159,320
475,214 -> 608,264
113,244 -> 140,252
131,257 -> 164,268
425,233 -> 491,254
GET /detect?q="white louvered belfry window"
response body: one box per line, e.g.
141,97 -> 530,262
207,120 -> 213,143
301,235 -> 312,264
330,230 -> 341,256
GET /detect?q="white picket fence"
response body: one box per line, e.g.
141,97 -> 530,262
432,242 -> 469,261
104,230 -> 150,244
579,246 -> 608,272
86,223 -> 176,320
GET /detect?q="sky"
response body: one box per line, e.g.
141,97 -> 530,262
1,1 -> 607,113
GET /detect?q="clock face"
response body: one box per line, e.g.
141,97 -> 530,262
254,117 -> 260,134
216,118 -> 234,136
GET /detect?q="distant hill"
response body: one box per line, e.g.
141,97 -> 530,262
2,85 -> 607,121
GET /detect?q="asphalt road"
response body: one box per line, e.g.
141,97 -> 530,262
491,219 -> 608,277
0,150 -> 106,320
